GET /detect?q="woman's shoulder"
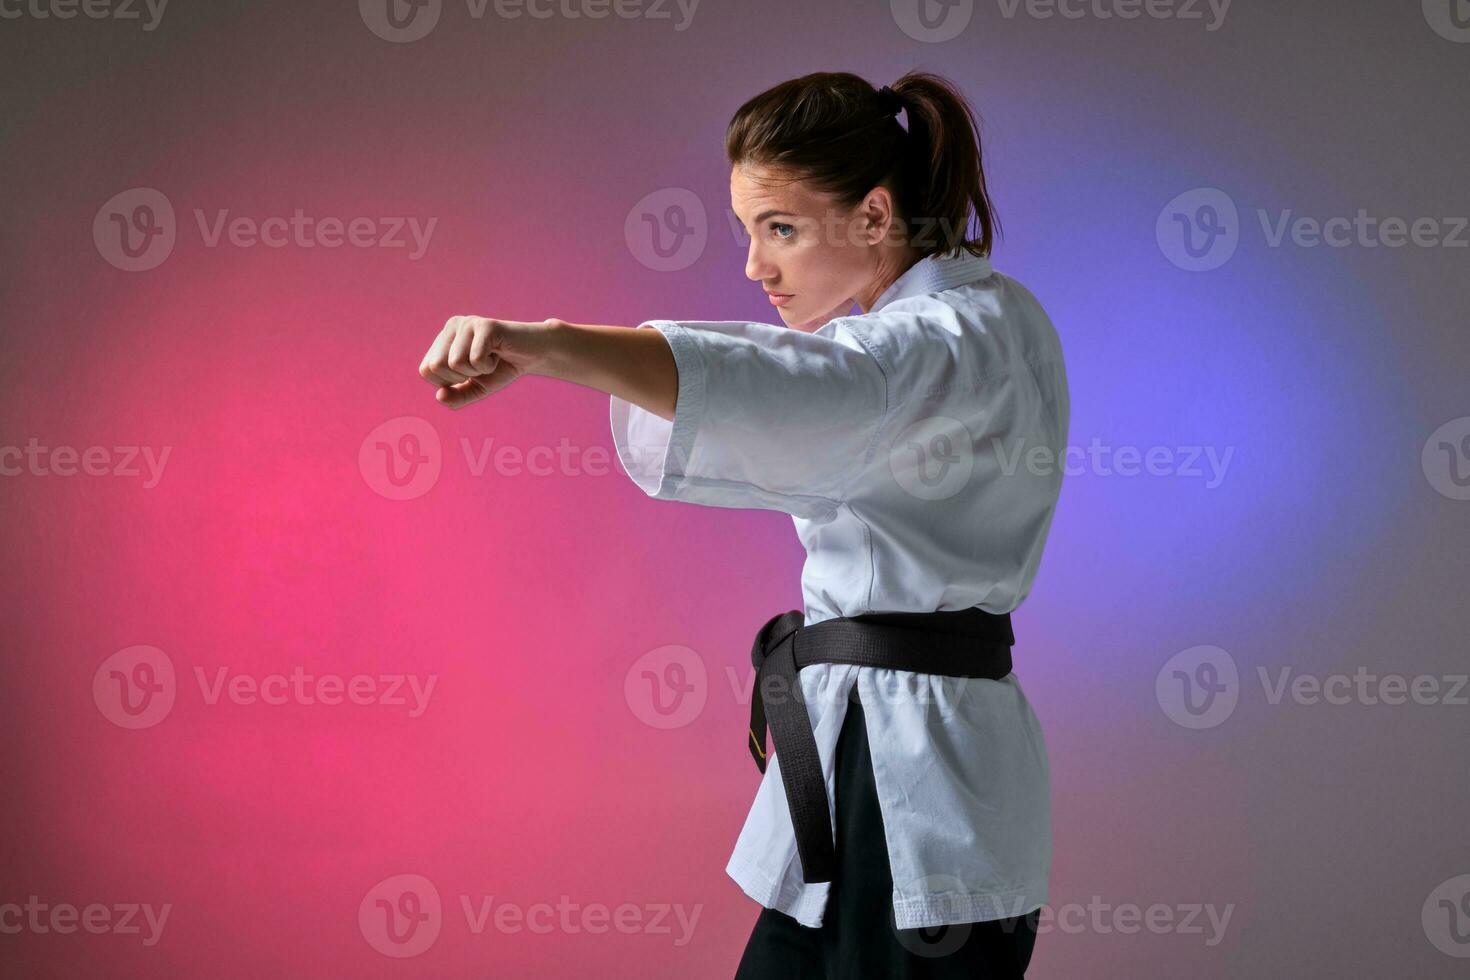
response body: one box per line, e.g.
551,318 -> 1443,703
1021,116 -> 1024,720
833,272 -> 1065,390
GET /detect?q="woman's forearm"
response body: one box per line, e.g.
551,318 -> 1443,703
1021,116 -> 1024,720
530,319 -> 679,422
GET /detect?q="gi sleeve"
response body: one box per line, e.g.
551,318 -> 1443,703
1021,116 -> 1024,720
608,318 -> 891,523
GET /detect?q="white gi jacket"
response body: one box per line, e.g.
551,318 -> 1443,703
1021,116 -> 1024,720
609,250 -> 1069,930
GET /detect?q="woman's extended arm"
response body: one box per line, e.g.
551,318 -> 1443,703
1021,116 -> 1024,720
418,316 -> 678,421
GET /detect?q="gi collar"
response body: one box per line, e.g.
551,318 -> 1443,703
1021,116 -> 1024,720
869,250 -> 994,313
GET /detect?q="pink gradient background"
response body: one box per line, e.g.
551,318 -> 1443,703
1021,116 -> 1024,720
3,1 -> 1469,977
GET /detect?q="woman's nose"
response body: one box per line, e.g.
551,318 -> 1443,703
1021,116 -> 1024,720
745,244 -> 775,282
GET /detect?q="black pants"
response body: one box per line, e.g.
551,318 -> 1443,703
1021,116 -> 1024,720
733,692 -> 1040,979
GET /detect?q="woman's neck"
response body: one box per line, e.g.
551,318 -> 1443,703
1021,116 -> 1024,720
856,248 -> 924,313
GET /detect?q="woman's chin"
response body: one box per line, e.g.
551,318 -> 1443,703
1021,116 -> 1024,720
784,309 -> 817,330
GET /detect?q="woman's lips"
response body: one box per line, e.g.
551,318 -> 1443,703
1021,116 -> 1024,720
767,292 -> 794,307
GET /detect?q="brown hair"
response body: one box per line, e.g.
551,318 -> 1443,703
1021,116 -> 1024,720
724,70 -> 1000,259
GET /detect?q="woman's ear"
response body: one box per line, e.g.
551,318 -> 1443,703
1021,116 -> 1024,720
862,186 -> 897,246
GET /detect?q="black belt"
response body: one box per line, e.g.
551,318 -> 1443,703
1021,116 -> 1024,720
746,606 -> 1016,885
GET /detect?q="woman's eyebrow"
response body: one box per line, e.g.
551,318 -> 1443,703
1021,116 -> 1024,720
751,209 -> 797,223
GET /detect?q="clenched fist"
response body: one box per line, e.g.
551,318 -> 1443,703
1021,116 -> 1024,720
418,316 -> 558,409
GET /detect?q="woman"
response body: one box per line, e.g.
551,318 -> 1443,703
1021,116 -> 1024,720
418,70 -> 1068,978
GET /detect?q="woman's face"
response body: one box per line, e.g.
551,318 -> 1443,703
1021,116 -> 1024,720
730,162 -> 901,332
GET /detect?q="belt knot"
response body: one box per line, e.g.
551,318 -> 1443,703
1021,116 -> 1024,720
750,609 -> 803,670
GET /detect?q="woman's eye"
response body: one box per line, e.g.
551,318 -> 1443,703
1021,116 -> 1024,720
770,222 -> 795,239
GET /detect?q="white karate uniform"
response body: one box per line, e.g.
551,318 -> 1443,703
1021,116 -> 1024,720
608,250 -> 1069,930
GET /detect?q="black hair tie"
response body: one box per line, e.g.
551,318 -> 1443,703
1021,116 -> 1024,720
876,85 -> 904,117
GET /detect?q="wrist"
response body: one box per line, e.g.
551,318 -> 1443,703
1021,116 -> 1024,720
527,317 -> 571,379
